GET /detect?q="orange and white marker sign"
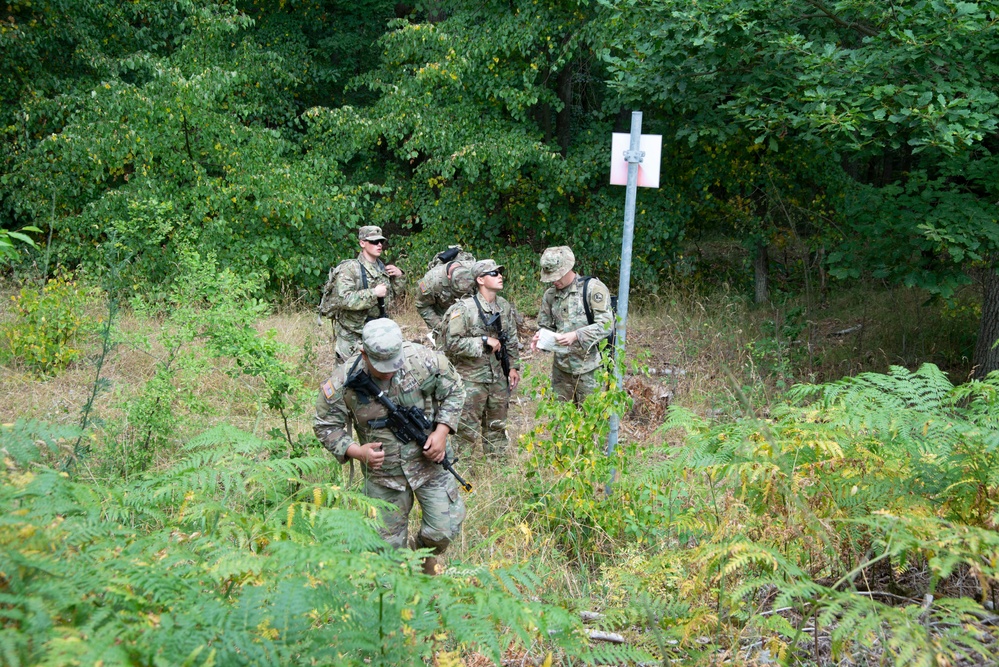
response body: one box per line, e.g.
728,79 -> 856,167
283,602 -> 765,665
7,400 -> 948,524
609,133 -> 662,188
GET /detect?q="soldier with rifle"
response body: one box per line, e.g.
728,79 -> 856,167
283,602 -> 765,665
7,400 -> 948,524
314,318 -> 468,575
442,259 -> 521,460
319,226 -> 404,362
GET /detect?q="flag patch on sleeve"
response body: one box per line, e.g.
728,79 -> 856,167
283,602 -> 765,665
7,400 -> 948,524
322,380 -> 334,399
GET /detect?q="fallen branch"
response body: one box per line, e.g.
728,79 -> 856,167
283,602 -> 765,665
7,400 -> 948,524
586,629 -> 626,644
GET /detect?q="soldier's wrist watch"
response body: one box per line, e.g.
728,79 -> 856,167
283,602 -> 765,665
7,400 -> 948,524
481,335 -> 489,351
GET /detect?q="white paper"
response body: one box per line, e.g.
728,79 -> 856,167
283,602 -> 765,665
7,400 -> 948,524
536,329 -> 570,354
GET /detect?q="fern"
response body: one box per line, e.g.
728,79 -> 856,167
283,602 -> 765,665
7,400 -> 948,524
0,420 -> 81,467
1,422 -> 643,666
607,365 -> 999,665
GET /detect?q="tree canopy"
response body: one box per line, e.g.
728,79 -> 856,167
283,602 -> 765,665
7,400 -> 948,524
2,0 -> 998,370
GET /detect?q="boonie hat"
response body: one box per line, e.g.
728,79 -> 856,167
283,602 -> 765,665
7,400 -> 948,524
448,261 -> 475,294
540,246 -> 575,283
362,318 -> 405,373
471,259 -> 505,280
358,225 -> 387,242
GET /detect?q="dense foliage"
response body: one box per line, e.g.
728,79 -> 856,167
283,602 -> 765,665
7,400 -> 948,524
3,0 -> 997,369
0,421 -> 637,666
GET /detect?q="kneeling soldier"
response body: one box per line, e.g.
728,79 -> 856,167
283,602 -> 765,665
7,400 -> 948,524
443,259 -> 521,459
314,318 -> 467,574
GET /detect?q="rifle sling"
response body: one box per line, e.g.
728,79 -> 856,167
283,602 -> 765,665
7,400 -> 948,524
472,294 -> 500,331
357,259 -> 388,320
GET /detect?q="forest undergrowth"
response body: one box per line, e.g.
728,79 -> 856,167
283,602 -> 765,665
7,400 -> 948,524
0,264 -> 996,666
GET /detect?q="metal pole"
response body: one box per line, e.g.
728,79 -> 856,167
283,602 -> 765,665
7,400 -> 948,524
606,111 -> 644,484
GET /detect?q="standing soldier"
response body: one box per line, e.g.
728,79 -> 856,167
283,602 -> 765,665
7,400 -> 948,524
415,258 -> 476,345
443,259 -> 521,459
320,226 -> 404,362
531,246 -> 613,405
314,318 -> 467,575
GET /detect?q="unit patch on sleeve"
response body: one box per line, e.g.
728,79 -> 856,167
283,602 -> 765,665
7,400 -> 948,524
419,279 -> 430,294
593,292 -> 604,303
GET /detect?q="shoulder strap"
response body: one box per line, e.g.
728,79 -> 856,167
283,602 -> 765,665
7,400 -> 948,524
472,294 -> 500,330
582,276 -> 594,325
356,260 -> 368,289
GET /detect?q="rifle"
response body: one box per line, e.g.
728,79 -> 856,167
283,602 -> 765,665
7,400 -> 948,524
344,368 -> 472,492
472,296 -> 510,380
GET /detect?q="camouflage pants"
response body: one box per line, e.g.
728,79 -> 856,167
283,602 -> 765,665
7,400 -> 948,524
455,380 -> 510,459
333,328 -> 359,437
333,323 -> 362,363
365,474 -> 466,554
551,365 -> 598,406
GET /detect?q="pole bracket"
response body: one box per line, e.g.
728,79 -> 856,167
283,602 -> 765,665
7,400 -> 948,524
623,149 -> 645,163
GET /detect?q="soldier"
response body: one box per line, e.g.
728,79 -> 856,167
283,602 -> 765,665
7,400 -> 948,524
314,318 -> 467,575
531,246 -> 613,405
320,226 -> 404,362
415,259 -> 475,344
426,245 -> 475,271
443,259 -> 521,459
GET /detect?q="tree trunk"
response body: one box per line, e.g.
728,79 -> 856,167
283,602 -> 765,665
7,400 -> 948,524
556,61 -> 573,157
535,100 -> 553,144
754,242 -> 770,304
426,0 -> 445,23
973,263 -> 999,378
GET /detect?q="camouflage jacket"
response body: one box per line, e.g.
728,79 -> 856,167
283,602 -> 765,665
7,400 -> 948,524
314,342 -> 466,491
415,263 -> 463,332
321,254 -> 403,335
443,294 -> 521,384
537,275 -> 613,374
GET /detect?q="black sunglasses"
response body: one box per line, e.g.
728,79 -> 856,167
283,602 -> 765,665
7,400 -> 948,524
482,269 -> 503,277
364,239 -> 387,247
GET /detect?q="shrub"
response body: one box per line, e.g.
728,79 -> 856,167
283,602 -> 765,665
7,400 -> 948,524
2,274 -> 92,375
516,366 -> 666,562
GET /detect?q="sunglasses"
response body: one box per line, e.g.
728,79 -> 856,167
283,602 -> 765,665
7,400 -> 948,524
364,239 -> 387,247
482,269 -> 503,277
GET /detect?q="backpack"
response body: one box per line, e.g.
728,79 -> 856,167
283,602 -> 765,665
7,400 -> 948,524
319,259 -> 382,319
427,245 -> 475,271
581,276 -> 617,358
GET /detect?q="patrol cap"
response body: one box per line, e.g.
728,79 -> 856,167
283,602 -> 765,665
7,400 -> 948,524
471,259 -> 505,280
448,260 -> 475,294
361,318 -> 405,373
358,225 -> 387,242
540,246 -> 575,283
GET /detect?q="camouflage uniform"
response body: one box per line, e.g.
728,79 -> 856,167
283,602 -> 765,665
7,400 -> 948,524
314,319 -> 467,553
414,260 -> 475,342
537,246 -> 613,405
443,260 -> 520,458
323,254 -> 404,362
